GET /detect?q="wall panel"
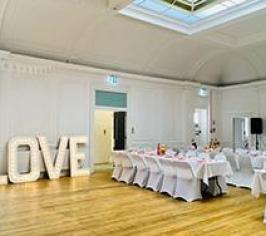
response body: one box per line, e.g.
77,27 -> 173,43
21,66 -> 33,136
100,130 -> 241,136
0,54 -> 206,174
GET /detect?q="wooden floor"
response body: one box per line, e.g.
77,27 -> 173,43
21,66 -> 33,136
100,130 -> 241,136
0,171 -> 266,236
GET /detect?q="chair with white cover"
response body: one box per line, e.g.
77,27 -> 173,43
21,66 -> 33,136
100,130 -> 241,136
226,151 -> 253,188
236,152 -> 254,188
214,152 -> 227,161
143,155 -> 163,191
198,152 -> 209,160
111,151 -> 123,181
223,148 -> 239,171
263,159 -> 266,170
186,150 -> 196,158
250,154 -> 264,169
173,161 -> 202,202
159,158 -> 178,196
209,149 -> 220,159
223,149 -> 241,186
130,153 -> 149,187
119,152 -> 135,184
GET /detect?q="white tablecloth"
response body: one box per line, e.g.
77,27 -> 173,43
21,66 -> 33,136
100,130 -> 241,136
146,153 -> 233,185
193,160 -> 233,185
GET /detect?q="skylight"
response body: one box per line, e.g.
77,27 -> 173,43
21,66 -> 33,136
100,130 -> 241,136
119,0 -> 266,34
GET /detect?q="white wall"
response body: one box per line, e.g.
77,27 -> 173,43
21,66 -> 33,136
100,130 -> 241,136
0,57 -> 90,174
217,84 -> 266,147
0,53 -> 208,174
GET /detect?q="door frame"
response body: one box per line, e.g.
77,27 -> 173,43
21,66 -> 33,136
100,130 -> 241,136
193,108 -> 208,147
89,87 -> 129,173
230,112 -> 254,150
232,117 -> 245,151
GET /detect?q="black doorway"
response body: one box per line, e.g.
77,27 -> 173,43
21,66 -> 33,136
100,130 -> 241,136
113,112 -> 126,150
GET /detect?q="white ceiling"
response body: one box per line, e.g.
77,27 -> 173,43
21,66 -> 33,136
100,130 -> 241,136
0,0 -> 266,85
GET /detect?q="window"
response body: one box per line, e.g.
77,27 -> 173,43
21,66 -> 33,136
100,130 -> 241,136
95,90 -> 127,108
120,0 -> 266,34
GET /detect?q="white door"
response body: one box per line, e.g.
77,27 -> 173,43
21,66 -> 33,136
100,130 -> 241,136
194,109 -> 208,146
94,110 -> 113,164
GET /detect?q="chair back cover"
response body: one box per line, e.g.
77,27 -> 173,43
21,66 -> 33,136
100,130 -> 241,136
214,152 -> 227,161
159,158 -> 178,176
209,149 -> 219,159
120,152 -> 134,168
198,152 -> 209,159
186,150 -> 196,158
250,155 -> 265,169
173,161 -> 194,180
143,156 -> 161,173
111,151 -> 122,167
238,152 -> 253,171
223,149 -> 238,170
130,153 -> 147,170
239,153 -> 252,169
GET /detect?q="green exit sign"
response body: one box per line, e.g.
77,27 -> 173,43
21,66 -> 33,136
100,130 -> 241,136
106,74 -> 119,86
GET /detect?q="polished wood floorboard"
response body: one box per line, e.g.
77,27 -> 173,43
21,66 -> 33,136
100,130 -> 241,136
0,170 -> 266,236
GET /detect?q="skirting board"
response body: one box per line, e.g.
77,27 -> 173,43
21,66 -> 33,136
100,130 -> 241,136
0,176 -> 8,185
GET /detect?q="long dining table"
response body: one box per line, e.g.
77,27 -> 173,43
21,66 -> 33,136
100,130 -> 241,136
144,151 -> 233,186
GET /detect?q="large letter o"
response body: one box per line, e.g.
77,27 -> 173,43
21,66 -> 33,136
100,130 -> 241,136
8,137 -> 40,183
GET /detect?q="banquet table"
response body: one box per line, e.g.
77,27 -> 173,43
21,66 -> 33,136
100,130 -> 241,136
145,153 -> 233,197
145,152 -> 233,185
251,169 -> 266,224
191,159 -> 233,185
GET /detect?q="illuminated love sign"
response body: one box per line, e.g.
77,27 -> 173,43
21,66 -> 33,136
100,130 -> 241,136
0,136 -> 90,185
